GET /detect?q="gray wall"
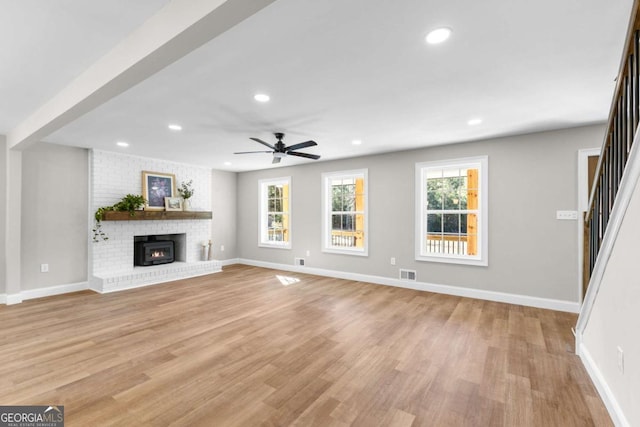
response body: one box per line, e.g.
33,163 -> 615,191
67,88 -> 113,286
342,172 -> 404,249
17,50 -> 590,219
20,142 -> 88,290
211,169 -> 237,260
0,136 -> 6,294
238,125 -> 605,302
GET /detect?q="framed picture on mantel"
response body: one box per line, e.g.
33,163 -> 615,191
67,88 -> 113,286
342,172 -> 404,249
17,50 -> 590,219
164,197 -> 183,211
142,171 -> 176,210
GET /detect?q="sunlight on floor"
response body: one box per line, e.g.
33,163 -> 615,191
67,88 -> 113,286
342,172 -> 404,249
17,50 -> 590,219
276,275 -> 301,286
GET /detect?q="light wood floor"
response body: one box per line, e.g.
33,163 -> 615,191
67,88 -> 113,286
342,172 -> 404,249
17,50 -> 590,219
0,265 -> 610,426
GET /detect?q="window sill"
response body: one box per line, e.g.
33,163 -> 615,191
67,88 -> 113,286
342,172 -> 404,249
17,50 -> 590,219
415,254 -> 487,266
323,247 -> 368,257
259,243 -> 291,250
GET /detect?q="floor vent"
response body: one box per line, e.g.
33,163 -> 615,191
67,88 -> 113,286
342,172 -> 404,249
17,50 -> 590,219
400,269 -> 417,281
294,258 -> 305,266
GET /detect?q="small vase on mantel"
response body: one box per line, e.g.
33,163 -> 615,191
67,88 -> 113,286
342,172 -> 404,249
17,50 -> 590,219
178,180 -> 194,211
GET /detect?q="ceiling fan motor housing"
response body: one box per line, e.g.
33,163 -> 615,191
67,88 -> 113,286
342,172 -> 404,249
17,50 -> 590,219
274,133 -> 286,152
234,132 -> 320,162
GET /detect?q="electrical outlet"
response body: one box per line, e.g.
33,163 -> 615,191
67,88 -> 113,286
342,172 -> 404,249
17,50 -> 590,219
306,250 -> 310,257
390,257 -> 396,265
617,346 -> 624,373
220,245 -> 225,252
40,264 -> 49,273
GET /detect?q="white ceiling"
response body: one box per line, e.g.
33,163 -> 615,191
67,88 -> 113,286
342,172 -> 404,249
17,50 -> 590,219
0,0 -> 171,133
1,0 -> 634,172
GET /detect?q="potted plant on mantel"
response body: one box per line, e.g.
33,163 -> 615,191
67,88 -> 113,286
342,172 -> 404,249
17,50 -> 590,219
93,194 -> 146,242
178,180 -> 194,211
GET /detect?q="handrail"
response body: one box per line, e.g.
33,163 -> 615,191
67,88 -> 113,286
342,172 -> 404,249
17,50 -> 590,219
586,2 -> 640,213
584,1 -> 640,283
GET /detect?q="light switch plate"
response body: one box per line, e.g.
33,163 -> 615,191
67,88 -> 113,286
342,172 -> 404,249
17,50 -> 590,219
556,210 -> 578,220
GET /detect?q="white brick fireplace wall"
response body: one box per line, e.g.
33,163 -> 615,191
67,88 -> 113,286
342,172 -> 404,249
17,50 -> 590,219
90,150 -> 220,292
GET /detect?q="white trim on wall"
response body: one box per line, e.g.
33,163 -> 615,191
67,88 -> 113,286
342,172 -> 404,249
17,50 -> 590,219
6,294 -> 23,305
578,148 -> 602,212
237,258 -> 580,313
1,281 -> 89,305
579,343 -> 631,427
577,148 -> 601,304
21,282 -> 89,301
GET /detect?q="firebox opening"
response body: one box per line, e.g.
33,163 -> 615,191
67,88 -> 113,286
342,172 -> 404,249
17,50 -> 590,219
134,233 -> 186,267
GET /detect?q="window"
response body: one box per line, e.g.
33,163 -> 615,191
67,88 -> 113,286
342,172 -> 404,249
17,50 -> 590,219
416,156 -> 488,265
322,169 -> 368,255
259,177 -> 291,249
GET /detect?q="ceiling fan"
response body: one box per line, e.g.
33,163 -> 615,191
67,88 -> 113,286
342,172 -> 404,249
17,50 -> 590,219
234,132 -> 321,164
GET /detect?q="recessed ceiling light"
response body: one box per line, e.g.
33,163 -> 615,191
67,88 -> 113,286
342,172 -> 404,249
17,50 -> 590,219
224,161 -> 232,166
168,124 -> 182,131
352,140 -> 362,145
116,141 -> 129,147
467,118 -> 483,126
254,93 -> 270,103
426,27 -> 452,44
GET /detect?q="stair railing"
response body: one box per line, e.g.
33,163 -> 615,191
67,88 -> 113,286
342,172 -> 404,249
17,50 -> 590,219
584,4 -> 640,291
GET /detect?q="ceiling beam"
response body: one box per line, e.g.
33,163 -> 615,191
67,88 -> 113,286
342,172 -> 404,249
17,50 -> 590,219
7,0 -> 277,150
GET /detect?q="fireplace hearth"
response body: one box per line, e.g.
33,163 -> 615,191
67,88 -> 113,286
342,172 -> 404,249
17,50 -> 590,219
134,239 -> 175,266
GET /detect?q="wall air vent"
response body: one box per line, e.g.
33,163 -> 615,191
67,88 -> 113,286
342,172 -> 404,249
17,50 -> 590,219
294,258 -> 305,266
400,269 -> 417,281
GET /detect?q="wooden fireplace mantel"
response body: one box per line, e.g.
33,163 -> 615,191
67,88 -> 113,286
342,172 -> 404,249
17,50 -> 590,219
101,211 -> 212,221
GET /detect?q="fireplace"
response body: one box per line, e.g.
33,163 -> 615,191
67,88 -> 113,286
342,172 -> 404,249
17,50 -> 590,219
134,239 -> 175,266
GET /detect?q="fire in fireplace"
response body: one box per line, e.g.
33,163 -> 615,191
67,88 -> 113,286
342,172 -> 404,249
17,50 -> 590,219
134,240 -> 175,266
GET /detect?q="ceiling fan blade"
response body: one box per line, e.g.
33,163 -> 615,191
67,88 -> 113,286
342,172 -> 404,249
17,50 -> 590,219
272,155 -> 282,164
285,140 -> 317,152
288,151 -> 321,160
233,150 -> 273,154
250,137 -> 275,150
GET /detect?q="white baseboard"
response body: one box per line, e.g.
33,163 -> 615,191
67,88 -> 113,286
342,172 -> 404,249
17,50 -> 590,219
578,342 -> 630,427
220,258 -> 240,267
238,258 -> 580,313
21,281 -> 89,301
6,294 -> 23,305
1,282 -> 90,304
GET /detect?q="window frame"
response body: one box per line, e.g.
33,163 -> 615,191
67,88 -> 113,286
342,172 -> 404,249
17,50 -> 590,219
321,169 -> 369,256
415,156 -> 488,266
258,177 -> 292,249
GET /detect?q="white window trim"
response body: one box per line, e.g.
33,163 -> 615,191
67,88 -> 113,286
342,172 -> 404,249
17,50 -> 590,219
321,169 -> 369,256
415,156 -> 488,266
258,177 -> 292,249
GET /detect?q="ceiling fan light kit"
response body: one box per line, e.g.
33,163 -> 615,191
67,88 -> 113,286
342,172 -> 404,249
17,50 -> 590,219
234,132 -> 321,164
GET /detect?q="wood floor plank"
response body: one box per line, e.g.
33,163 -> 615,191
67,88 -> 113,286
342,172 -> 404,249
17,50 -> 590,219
0,264 -> 612,426
504,374 -> 534,426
